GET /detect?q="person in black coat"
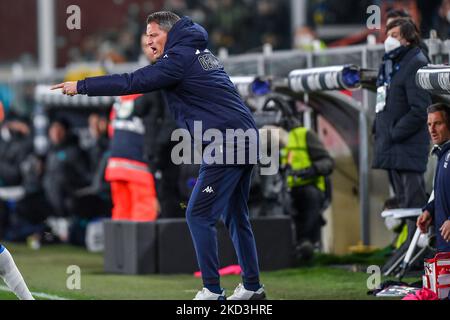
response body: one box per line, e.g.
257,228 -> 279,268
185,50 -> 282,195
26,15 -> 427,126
373,18 -> 432,209
42,117 -> 90,217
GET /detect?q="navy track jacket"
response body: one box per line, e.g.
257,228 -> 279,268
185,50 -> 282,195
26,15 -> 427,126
77,17 -> 258,153
424,141 -> 450,252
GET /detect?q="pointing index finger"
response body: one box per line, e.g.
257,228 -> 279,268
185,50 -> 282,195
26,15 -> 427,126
50,83 -> 64,90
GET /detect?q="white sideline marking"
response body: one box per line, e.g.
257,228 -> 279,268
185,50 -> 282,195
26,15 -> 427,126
0,285 -> 69,300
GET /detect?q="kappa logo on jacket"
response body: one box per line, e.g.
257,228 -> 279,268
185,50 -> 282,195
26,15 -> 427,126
202,186 -> 214,194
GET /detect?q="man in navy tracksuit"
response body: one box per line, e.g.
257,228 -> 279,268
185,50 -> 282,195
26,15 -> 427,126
52,11 -> 265,300
417,103 -> 450,252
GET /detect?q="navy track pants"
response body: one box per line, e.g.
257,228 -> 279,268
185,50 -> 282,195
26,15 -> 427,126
186,164 -> 260,286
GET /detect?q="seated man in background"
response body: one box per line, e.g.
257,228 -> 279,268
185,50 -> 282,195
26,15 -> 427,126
417,103 -> 450,253
42,117 -> 90,244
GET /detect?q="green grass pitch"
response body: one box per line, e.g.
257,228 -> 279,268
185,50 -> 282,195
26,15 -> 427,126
0,243 -> 416,300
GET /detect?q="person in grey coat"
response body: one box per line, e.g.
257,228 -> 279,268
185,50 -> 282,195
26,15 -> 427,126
373,18 -> 431,209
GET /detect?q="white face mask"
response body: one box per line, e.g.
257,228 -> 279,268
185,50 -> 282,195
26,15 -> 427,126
384,36 -> 401,53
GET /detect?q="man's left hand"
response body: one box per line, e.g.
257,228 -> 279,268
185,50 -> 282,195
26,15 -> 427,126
440,220 -> 450,242
51,81 -> 78,96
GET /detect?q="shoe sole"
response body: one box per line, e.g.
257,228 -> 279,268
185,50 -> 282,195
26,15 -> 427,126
249,292 -> 267,300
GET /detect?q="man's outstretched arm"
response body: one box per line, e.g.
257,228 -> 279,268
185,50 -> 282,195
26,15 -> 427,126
51,53 -> 184,96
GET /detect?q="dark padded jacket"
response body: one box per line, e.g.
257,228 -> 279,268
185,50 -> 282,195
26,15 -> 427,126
372,46 -> 432,173
43,135 -> 89,216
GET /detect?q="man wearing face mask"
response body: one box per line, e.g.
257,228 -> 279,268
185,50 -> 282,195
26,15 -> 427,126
385,9 -> 430,62
373,18 -> 431,213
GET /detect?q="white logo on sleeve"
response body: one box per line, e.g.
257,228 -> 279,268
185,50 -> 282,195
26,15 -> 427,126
202,186 -> 214,193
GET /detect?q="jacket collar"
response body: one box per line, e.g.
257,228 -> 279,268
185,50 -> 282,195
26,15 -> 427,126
377,46 -> 419,87
432,140 -> 450,158
382,45 -> 411,62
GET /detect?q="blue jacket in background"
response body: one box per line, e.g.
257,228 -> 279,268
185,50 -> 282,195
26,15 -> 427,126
424,141 -> 450,252
77,17 -> 258,163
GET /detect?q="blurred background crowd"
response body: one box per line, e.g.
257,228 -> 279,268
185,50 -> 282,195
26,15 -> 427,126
3,0 -> 450,71
2,0 -> 450,115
